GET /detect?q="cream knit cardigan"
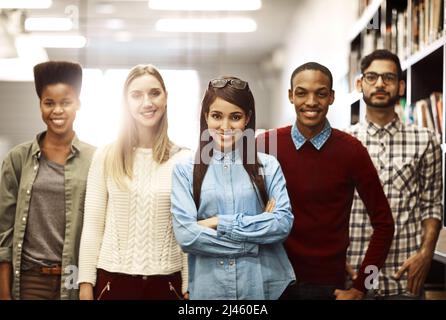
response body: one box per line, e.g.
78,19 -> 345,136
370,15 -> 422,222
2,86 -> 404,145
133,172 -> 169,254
78,145 -> 190,294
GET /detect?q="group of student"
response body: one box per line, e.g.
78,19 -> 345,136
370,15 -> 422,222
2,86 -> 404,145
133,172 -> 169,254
0,49 -> 442,300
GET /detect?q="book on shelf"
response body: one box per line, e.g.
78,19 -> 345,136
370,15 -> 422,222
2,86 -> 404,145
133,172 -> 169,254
430,0 -> 443,42
362,30 -> 378,56
411,0 -> 444,54
406,92 -> 443,140
429,92 -> 442,134
412,2 -> 420,53
397,11 -> 407,58
437,96 -> 443,133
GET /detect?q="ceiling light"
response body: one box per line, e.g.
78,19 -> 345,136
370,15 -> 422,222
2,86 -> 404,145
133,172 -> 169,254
25,18 -> 73,31
95,3 -> 116,15
31,34 -> 87,48
105,19 -> 124,30
0,0 -> 52,9
148,0 -> 261,11
156,18 -> 257,33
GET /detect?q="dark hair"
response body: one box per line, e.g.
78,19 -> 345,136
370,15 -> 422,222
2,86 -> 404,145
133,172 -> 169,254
33,61 -> 83,99
193,76 -> 268,208
361,49 -> 403,80
290,62 -> 333,90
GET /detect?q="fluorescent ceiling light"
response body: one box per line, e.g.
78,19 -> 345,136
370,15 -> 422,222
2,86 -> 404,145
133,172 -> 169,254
95,3 -> 116,15
31,35 -> 87,48
0,0 -> 52,9
156,18 -> 257,33
148,0 -> 261,11
25,18 -> 73,31
105,19 -> 124,30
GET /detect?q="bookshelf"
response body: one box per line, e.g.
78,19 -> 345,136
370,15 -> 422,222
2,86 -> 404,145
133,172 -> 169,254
348,0 -> 446,291
348,0 -> 446,223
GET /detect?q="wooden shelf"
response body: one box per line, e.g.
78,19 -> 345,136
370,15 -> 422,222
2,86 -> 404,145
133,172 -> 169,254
348,0 -> 384,42
401,36 -> 446,71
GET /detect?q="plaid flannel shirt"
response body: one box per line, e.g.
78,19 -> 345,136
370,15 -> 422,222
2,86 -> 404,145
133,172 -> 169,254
345,116 -> 443,296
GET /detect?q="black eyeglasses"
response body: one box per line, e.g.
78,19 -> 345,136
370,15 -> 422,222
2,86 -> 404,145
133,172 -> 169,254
362,72 -> 398,85
209,78 -> 249,90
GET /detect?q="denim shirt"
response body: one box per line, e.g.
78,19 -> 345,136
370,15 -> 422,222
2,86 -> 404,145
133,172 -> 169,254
171,150 -> 295,300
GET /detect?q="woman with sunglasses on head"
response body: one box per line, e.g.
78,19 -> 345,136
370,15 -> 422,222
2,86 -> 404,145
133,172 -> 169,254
77,65 -> 189,300
0,61 -> 96,300
171,76 -> 295,300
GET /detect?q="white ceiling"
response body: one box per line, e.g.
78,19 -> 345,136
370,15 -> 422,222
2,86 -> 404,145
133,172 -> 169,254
22,0 -> 300,68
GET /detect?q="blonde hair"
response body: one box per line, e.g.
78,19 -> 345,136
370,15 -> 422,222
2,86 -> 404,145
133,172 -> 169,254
105,64 -> 173,190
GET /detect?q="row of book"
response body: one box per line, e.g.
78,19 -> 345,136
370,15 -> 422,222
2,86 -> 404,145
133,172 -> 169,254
412,0 -> 444,53
395,92 -> 443,140
349,0 -> 445,91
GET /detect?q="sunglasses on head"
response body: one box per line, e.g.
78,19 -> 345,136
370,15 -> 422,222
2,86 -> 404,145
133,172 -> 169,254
209,78 -> 249,90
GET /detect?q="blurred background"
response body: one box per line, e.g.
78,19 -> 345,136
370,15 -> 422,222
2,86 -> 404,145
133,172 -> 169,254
0,0 -> 370,156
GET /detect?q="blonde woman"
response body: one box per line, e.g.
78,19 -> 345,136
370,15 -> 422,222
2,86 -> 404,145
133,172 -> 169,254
78,65 -> 189,300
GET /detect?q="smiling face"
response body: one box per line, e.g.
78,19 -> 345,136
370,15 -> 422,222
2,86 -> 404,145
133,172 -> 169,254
40,83 -> 80,137
289,69 -> 334,139
206,97 -> 250,151
127,74 -> 167,133
357,59 -> 405,109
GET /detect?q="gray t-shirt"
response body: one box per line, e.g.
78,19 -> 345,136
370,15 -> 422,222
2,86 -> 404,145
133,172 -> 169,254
21,155 -> 66,269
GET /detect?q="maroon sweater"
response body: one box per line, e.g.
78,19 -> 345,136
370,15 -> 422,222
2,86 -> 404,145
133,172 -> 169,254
257,126 -> 394,292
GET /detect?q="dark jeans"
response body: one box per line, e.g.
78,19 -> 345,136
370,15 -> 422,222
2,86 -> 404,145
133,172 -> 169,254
280,280 -> 339,300
94,268 -> 182,300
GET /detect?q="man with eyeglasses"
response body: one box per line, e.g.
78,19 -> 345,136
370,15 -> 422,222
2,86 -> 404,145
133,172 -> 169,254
257,62 -> 395,300
345,49 -> 443,299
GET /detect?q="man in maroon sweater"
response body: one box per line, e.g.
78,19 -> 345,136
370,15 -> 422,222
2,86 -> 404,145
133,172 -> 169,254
257,62 -> 394,300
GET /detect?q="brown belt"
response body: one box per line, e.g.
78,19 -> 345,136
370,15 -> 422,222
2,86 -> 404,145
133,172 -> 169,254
31,265 -> 62,275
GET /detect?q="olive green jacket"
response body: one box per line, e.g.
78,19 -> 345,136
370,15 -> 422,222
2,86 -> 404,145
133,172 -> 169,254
0,132 -> 95,300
